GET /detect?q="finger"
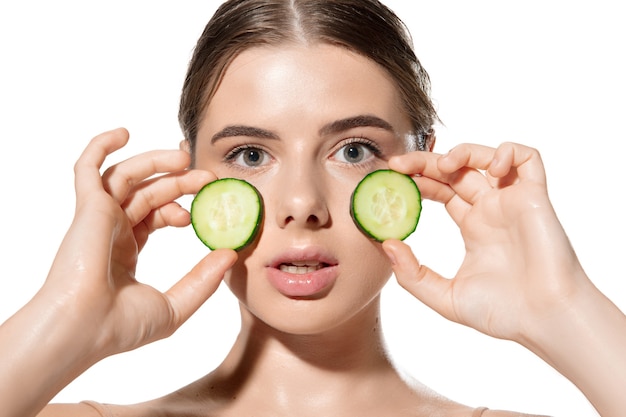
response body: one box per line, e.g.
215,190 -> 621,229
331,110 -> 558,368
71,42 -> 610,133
392,150 -> 492,207
133,202 -> 190,252
147,201 -> 191,229
434,143 -> 546,204
389,152 -> 454,203
166,249 -> 238,329
440,142 -> 547,185
413,175 -> 455,204
444,166 -> 492,206
489,142 -> 547,184
413,176 -> 472,225
437,143 -> 496,173
122,169 -> 214,227
74,128 -> 130,201
389,150 -> 440,177
382,239 -> 458,323
435,145 -> 501,204
392,157 -> 474,226
102,149 -> 193,203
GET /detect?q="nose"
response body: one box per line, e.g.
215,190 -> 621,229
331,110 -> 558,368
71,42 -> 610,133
274,165 -> 331,229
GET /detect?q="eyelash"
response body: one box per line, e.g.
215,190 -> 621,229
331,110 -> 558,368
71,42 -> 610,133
222,137 -> 383,168
223,143 -> 264,162
339,137 -> 382,158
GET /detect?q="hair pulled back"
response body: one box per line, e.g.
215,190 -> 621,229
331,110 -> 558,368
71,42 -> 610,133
179,0 -> 438,156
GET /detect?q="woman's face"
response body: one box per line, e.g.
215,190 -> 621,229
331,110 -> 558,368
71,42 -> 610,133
194,43 -> 413,335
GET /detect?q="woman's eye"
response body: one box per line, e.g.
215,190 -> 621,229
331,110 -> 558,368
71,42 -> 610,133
227,146 -> 270,167
333,142 -> 376,164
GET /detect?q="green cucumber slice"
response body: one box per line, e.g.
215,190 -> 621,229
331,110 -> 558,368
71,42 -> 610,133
191,178 -> 263,251
350,169 -> 421,242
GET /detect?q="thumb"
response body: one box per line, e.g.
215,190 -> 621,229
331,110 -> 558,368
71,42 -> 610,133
166,248 -> 238,327
382,239 -> 456,322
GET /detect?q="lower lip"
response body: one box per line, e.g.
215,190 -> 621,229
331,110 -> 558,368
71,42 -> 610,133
266,266 -> 338,298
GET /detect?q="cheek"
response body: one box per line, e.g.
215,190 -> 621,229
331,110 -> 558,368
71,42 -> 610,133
345,239 -> 393,286
223,263 -> 244,298
222,247 -> 256,302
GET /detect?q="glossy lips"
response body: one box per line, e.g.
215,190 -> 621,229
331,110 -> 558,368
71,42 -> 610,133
266,249 -> 339,298
279,261 -> 325,274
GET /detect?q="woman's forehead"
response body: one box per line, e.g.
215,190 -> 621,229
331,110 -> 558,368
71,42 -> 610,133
201,43 -> 412,136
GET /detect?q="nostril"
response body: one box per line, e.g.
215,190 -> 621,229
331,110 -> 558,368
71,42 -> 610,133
276,191 -> 330,228
281,214 -> 326,228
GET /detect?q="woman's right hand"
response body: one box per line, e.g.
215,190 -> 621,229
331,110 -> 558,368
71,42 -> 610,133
0,128 -> 237,417
49,127 -> 237,355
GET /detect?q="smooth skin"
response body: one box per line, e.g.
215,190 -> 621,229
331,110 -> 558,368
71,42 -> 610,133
195,45 -> 412,338
0,43 -> 625,417
0,129 -> 238,417
386,144 -> 626,416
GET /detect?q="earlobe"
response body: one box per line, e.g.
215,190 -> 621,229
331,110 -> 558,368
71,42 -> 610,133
422,129 -> 436,152
415,129 -> 436,152
179,139 -> 191,154
427,132 -> 436,152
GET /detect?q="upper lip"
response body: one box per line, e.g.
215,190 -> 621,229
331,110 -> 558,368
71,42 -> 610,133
268,245 -> 338,269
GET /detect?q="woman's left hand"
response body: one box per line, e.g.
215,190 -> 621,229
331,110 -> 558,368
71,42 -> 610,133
383,142 -> 590,343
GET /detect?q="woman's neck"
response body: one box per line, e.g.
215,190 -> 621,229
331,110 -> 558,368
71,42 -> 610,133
201,296 -> 410,414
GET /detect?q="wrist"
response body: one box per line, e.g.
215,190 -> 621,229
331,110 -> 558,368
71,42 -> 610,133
519,277 -> 626,416
0,287 -> 107,417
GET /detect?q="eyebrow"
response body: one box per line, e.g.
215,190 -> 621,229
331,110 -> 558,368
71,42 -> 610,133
210,114 -> 395,144
318,115 -> 395,136
211,125 -> 279,143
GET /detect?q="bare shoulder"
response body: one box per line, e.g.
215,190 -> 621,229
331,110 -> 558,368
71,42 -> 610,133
37,402 -> 104,417
401,377 -> 550,417
37,401 -> 155,417
444,407 -> 550,417
484,409 -> 551,417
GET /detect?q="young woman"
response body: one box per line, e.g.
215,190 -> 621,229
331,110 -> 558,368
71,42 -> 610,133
1,1 -> 624,416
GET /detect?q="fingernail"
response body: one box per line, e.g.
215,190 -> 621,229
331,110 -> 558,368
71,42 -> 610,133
489,157 -> 501,173
382,243 -> 397,266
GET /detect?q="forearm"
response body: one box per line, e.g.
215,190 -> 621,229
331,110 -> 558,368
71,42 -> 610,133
522,279 -> 626,417
0,289 -> 101,417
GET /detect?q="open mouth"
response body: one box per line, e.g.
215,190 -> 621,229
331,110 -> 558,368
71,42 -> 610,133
278,261 -> 329,274
267,247 -> 339,297
268,253 -> 338,297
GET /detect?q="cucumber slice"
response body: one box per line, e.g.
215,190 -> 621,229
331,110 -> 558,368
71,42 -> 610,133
350,169 -> 421,242
191,178 -> 263,251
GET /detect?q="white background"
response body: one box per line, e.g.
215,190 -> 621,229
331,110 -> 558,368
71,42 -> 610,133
0,1 -> 624,416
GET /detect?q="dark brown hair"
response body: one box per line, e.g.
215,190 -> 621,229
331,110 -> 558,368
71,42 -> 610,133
179,0 -> 438,158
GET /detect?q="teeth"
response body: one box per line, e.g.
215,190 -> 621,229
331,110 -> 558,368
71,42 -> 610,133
279,263 -> 323,274
291,261 -> 320,267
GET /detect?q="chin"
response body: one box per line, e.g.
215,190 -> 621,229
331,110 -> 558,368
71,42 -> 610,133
224,240 -> 393,336
235,278 -> 390,338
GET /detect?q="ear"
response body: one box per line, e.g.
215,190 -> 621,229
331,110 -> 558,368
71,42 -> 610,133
415,129 -> 436,152
426,130 -> 436,152
179,139 -> 191,154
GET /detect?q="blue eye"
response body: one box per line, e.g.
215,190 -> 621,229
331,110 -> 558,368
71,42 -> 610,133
226,146 -> 270,167
333,141 -> 378,164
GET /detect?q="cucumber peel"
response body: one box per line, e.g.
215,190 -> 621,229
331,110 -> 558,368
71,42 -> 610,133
191,178 -> 263,251
350,169 -> 421,241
